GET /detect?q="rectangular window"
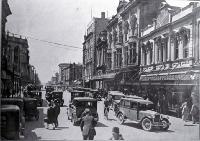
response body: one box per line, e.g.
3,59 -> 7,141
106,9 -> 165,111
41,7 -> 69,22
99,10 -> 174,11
129,42 -> 137,64
124,46 -> 129,66
175,39 -> 179,60
130,102 -> 137,109
106,53 -> 112,70
124,100 -> 130,107
183,36 -> 189,58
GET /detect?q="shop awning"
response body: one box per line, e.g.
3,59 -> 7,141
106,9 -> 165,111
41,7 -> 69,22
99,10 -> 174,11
92,73 -> 116,80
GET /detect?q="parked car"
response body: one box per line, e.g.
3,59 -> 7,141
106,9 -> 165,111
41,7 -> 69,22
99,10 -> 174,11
67,97 -> 99,125
108,91 -> 125,114
1,105 -> 20,140
116,98 -> 171,131
1,98 -> 25,135
27,90 -> 43,107
23,97 -> 39,120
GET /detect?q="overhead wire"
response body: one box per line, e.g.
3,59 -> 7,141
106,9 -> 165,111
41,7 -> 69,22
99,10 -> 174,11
7,32 -> 82,50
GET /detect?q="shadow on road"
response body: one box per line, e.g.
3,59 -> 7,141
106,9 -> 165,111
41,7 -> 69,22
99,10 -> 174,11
96,122 -> 108,127
123,122 -> 141,129
23,108 -> 46,141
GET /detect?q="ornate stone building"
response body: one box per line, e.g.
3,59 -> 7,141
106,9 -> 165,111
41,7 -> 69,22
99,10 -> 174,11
140,2 -> 200,115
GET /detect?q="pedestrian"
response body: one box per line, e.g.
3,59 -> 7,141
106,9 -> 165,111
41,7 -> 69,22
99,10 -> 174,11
53,99 -> 60,127
182,101 -> 190,123
109,127 -> 124,140
190,104 -> 199,124
80,109 -> 97,140
45,101 -> 56,129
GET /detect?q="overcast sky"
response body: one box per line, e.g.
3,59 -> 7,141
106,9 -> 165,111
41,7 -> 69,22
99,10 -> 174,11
6,0 -> 192,83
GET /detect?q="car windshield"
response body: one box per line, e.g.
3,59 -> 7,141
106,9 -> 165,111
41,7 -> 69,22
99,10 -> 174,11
114,95 -> 123,100
139,103 -> 154,111
75,101 -> 97,109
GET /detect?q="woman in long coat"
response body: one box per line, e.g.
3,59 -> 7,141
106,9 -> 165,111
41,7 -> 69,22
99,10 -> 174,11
81,109 -> 96,140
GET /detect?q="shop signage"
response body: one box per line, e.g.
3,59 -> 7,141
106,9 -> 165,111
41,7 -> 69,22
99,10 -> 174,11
140,73 -> 199,81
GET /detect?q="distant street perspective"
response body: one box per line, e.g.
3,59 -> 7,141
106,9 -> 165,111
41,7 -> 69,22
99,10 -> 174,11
1,0 -> 200,140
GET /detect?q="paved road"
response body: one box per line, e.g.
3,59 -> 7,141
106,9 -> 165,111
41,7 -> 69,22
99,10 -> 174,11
22,90 -> 199,140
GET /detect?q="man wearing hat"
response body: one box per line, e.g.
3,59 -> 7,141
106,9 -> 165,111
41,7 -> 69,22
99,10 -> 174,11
109,127 -> 124,140
53,99 -> 60,127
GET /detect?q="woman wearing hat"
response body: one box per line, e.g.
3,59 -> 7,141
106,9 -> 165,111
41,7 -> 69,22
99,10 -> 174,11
80,109 -> 97,140
109,127 -> 124,140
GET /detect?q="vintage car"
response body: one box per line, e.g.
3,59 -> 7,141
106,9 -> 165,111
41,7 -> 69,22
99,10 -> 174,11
28,91 -> 43,107
67,97 -> 99,125
1,105 -> 20,140
107,91 -> 125,113
23,97 -> 39,120
1,98 -> 25,135
70,90 -> 85,101
116,98 -> 171,131
125,95 -> 144,99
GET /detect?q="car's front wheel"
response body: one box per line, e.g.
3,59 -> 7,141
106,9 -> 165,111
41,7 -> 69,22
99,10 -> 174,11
161,118 -> 169,131
141,118 -> 153,131
117,113 -> 125,124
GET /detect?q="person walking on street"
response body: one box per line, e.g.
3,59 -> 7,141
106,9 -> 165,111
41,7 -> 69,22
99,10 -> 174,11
53,99 -> 60,127
80,109 -> 97,140
190,104 -> 199,124
109,127 -> 124,140
182,101 -> 190,123
46,102 -> 56,129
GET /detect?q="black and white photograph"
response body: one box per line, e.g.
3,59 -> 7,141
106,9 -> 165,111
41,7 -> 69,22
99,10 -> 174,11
1,0 -> 200,140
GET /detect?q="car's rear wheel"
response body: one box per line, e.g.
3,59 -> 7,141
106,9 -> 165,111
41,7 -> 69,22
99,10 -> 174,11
141,118 -> 152,131
161,118 -> 169,130
117,113 -> 125,124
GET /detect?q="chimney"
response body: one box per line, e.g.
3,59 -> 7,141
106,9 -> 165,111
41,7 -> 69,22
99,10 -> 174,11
101,12 -> 105,19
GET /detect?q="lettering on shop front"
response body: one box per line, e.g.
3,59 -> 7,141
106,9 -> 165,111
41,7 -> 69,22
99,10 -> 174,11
140,74 -> 191,81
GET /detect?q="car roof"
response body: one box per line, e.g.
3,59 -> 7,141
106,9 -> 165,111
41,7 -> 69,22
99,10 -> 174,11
125,95 -> 144,99
108,91 -> 125,96
121,98 -> 153,104
71,90 -> 85,93
23,97 -> 37,101
73,97 -> 97,101
1,98 -> 24,102
1,105 -> 20,112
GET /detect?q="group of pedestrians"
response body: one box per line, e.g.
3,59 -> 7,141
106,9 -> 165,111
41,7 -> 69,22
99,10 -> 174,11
44,99 -> 61,129
181,100 -> 199,124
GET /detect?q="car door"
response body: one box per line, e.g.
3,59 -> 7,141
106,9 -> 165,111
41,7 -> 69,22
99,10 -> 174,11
129,101 -> 138,121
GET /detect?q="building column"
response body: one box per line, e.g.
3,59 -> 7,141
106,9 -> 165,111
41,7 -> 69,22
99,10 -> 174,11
147,51 -> 150,65
152,41 -> 155,64
141,48 -> 144,65
163,44 -> 166,62
155,43 -> 158,64
167,35 -> 171,61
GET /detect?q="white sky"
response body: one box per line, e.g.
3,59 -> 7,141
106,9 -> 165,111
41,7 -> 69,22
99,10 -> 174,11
6,0 -> 194,83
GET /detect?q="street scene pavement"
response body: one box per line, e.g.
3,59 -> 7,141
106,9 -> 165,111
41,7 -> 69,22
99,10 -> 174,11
21,91 -> 199,141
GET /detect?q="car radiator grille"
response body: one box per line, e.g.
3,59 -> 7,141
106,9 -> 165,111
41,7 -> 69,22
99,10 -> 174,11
154,115 -> 160,122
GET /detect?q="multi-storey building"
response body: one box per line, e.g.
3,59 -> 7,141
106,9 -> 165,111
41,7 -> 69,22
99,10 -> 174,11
83,12 -> 109,88
1,0 -> 12,97
140,2 -> 200,115
58,63 -> 70,85
97,0 -> 162,90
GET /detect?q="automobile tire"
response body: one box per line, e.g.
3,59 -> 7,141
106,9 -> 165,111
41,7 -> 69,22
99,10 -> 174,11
117,113 -> 125,124
161,118 -> 169,131
141,118 -> 153,131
